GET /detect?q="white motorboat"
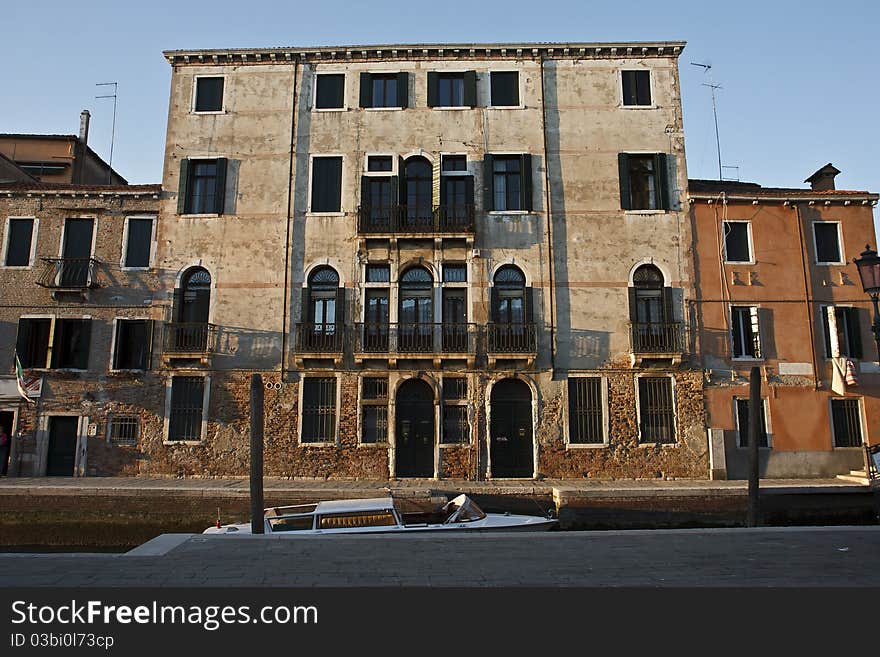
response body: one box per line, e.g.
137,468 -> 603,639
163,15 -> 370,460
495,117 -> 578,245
203,494 -> 557,535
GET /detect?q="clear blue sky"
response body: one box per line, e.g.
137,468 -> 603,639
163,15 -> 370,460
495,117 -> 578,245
4,1 -> 878,208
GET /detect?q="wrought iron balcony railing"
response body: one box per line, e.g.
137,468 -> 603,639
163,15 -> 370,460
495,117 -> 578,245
35,257 -> 99,289
354,323 -> 477,355
486,323 -> 538,354
294,323 -> 344,353
163,322 -> 217,354
629,321 -> 685,354
357,204 -> 475,234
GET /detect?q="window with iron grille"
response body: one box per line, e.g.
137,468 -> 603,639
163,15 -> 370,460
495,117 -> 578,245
443,378 -> 467,400
168,376 -> 206,442
360,377 -> 387,444
109,416 -> 139,446
301,377 -> 337,443
735,398 -> 770,448
830,399 -> 862,447
441,377 -> 468,444
637,376 -> 675,444
568,377 -> 605,444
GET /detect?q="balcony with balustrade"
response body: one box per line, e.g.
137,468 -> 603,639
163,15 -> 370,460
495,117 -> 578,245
35,257 -> 100,298
293,323 -> 344,366
161,322 -> 218,366
356,204 -> 475,237
486,322 -> 537,367
353,322 -> 477,367
628,321 -> 685,366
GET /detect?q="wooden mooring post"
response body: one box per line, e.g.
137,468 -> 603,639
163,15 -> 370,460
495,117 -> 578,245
747,366 -> 761,527
250,373 -> 265,534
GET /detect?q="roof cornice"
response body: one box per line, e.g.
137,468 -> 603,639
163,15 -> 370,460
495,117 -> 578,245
163,41 -> 686,65
688,191 -> 878,206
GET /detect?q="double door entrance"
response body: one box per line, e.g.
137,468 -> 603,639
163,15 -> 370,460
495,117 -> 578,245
394,379 -> 434,478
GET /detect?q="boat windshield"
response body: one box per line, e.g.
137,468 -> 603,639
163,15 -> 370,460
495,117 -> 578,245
446,496 -> 487,523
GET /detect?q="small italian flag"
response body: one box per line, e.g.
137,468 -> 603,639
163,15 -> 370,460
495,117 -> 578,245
15,353 -> 36,404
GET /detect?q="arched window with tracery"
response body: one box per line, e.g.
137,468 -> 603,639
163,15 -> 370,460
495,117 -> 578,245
399,266 -> 434,352
301,266 -> 343,350
402,156 -> 433,228
488,265 -> 535,353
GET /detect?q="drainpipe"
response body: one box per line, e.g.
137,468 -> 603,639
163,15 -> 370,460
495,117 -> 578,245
538,57 -> 556,376
280,61 -> 299,382
794,203 -> 821,390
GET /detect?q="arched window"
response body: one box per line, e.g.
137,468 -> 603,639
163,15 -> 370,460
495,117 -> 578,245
402,156 -> 432,227
306,266 -> 341,330
178,267 -> 211,324
492,265 -> 527,324
630,264 -> 665,324
399,266 -> 433,352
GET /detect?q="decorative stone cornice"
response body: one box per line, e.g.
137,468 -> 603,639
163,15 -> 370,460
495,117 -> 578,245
163,41 -> 686,66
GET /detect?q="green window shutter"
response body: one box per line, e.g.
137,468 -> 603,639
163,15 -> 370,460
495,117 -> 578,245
335,287 -> 346,325
524,287 -> 534,325
214,157 -> 228,214
848,307 -> 863,359
397,156 -> 406,204
172,288 -> 183,322
618,153 -> 631,210
360,175 -> 369,210
15,319 -> 32,368
74,320 -> 92,370
490,287 -> 500,323
483,154 -> 494,212
301,287 -> 311,324
465,175 -> 475,207
396,72 -> 408,108
463,71 -> 477,107
654,153 -> 670,210
427,72 -> 439,107
359,73 -> 372,108
145,320 -> 154,371
628,288 -> 638,322
821,306 -> 833,357
662,287 -> 675,323
177,159 -> 191,214
520,153 -> 533,211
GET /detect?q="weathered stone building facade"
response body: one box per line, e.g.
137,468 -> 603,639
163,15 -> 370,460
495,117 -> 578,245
145,40 -> 707,480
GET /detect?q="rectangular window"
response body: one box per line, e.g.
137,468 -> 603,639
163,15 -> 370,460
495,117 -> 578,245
310,156 -> 343,213
108,416 -> 138,446
113,319 -> 153,370
438,73 -> 464,106
15,317 -> 51,368
618,153 -> 670,211
123,217 -> 154,268
731,306 -> 762,359
622,70 -> 651,106
4,218 -> 35,267
194,76 -> 224,112
367,156 -> 393,172
638,376 -> 675,444
823,306 -> 863,359
442,155 -> 467,172
568,378 -> 605,444
315,73 -> 345,109
178,158 -> 227,215
813,222 -> 842,264
490,71 -> 519,106
723,221 -> 752,263
735,398 -> 770,448
442,377 -> 468,444
442,264 -> 467,283
168,376 -> 205,442
360,377 -> 388,444
51,318 -> 91,370
365,264 -> 390,283
830,398 -> 862,447
301,377 -> 337,443
489,155 -> 533,211
359,72 -> 410,109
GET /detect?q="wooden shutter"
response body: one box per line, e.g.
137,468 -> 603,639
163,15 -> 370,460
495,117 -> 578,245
826,306 -> 840,358
483,154 -> 494,212
618,153 -> 631,210
749,307 -> 762,359
360,175 -> 369,210
177,159 -> 191,214
520,153 -> 533,211
463,71 -> 477,107
112,320 -> 123,370
847,307 -> 863,359
398,156 -> 406,204
662,287 -> 675,323
464,176 -> 475,206
628,288 -> 638,322
301,287 -> 311,324
15,319 -> 32,367
214,157 -> 228,214
427,72 -> 439,107
145,320 -> 154,371
73,320 -> 92,370
330,157 -> 342,212
489,287 -> 500,323
432,157 -> 441,208
359,73 -> 372,107
654,153 -> 670,210
396,72 -> 408,108
336,288 -> 346,326
524,287 -> 534,325
821,306 -> 833,358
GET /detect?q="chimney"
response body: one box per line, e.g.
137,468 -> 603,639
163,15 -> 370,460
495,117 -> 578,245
79,110 -> 90,145
805,163 -> 841,192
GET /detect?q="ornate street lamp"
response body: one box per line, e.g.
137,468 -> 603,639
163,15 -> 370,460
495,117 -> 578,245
853,244 -> 880,362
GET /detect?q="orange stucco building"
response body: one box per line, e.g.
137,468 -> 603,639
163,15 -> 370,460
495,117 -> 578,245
690,166 -> 879,478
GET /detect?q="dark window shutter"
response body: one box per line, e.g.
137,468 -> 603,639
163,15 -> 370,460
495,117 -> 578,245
848,307 -> 863,359
172,288 -> 183,322
427,72 -> 439,107
520,154 -> 533,211
821,307 -> 832,357
490,287 -> 500,323
618,153 -> 631,210
359,73 -> 372,108
662,287 -> 675,322
15,319 -> 32,368
177,159 -> 191,214
396,72 -> 408,108
654,153 -> 670,210
463,71 -> 477,107
628,288 -> 638,322
524,287 -> 534,324
465,175 -> 475,206
336,287 -> 346,325
145,320 -> 154,371
301,287 -> 311,324
397,156 -> 406,204
391,175 -> 399,210
360,175 -> 369,209
483,154 -> 494,212
214,158 -> 228,214
70,320 -> 91,370
112,320 -> 123,369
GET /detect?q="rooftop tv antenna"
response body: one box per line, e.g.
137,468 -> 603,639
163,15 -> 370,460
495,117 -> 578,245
95,82 -> 118,184
690,62 -> 723,180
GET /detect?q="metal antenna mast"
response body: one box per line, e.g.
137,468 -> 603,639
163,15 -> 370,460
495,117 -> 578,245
690,62 -> 723,180
95,82 -> 118,184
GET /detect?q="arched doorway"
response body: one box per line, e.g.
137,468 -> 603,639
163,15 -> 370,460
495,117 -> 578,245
630,264 -> 668,351
402,156 -> 432,230
174,267 -> 211,351
399,266 -> 433,352
395,378 -> 434,478
490,379 -> 533,478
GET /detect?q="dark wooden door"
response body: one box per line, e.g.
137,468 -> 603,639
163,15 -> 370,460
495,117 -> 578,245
46,416 -> 78,476
490,379 -> 533,477
395,379 -> 434,478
